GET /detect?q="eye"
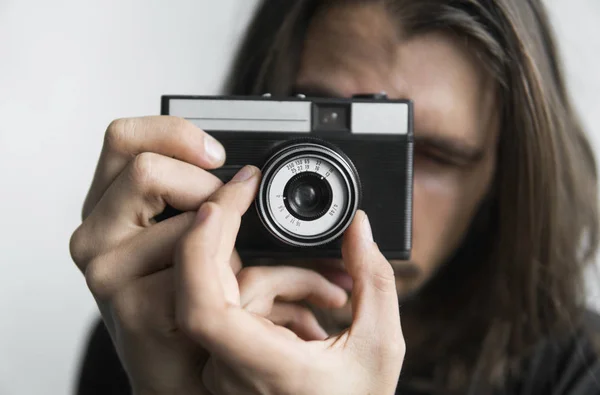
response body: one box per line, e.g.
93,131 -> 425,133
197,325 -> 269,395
415,146 -> 461,168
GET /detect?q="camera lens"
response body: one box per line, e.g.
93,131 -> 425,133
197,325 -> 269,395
256,140 -> 361,247
284,172 -> 333,221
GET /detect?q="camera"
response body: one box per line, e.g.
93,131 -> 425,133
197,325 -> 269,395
158,93 -> 414,260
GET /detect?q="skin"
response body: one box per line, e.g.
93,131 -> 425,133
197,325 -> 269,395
276,3 -> 500,327
69,3 -> 499,394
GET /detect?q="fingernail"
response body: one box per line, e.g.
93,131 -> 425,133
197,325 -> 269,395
204,134 -> 225,163
361,212 -> 374,243
231,165 -> 255,182
195,204 -> 211,224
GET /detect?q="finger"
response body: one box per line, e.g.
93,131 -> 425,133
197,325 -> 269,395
237,266 -> 347,316
174,165 -> 260,316
85,153 -> 223,251
269,303 -> 329,341
341,210 -> 403,348
204,165 -> 262,263
83,211 -> 195,299
175,169 -> 301,371
83,116 -> 226,220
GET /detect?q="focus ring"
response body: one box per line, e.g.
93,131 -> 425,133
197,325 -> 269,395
256,141 -> 361,247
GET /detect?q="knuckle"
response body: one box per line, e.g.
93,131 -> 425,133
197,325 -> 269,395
84,256 -> 115,299
105,118 -> 134,153
165,115 -> 192,133
195,201 -> 223,226
129,152 -> 160,191
371,262 -> 396,294
236,266 -> 266,290
160,116 -> 196,146
382,334 -> 406,361
201,200 -> 222,215
69,224 -> 90,269
396,336 -> 407,358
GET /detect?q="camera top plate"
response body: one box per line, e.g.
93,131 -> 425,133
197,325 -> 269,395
161,94 -> 413,138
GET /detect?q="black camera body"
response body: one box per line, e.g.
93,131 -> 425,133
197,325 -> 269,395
160,94 -> 414,260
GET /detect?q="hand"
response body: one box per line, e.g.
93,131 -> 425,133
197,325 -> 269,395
68,116 -> 347,394
69,116 -> 227,394
174,166 -> 405,395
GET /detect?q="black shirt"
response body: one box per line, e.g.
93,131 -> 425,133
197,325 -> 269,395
75,311 -> 600,395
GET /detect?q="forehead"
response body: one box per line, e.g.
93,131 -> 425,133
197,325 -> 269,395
295,3 -> 499,147
300,3 -> 399,74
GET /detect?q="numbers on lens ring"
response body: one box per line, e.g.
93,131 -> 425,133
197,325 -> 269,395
278,205 -> 285,212
287,161 -> 304,174
288,217 -> 301,227
325,167 -> 335,178
329,203 -> 339,216
286,163 -> 297,174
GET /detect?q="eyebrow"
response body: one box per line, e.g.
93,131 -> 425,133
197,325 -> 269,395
292,83 -> 485,163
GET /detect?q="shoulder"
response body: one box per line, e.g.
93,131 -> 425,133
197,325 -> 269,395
501,309 -> 600,395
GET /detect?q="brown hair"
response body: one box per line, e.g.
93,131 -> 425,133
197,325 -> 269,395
223,0 -> 599,392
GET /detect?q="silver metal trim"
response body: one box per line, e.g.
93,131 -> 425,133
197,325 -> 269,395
167,98 -> 410,135
266,153 -> 349,239
351,102 -> 409,135
169,99 -> 312,132
257,144 -> 360,247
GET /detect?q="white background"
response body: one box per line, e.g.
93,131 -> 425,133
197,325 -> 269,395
0,1 -> 598,394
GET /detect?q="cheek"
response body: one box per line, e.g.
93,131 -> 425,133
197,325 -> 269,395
415,166 -> 457,196
412,169 -> 462,256
411,165 -> 489,274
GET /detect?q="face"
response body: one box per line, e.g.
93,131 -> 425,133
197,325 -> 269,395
258,3 -> 500,327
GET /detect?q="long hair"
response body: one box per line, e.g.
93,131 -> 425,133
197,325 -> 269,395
222,0 -> 599,392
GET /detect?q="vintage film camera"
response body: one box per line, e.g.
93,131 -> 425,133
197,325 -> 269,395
159,93 -> 414,260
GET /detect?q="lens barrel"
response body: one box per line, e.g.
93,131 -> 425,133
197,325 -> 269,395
256,139 -> 361,247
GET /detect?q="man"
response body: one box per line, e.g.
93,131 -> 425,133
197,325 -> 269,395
71,0 -> 600,393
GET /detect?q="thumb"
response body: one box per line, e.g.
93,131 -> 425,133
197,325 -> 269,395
341,210 -> 403,348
